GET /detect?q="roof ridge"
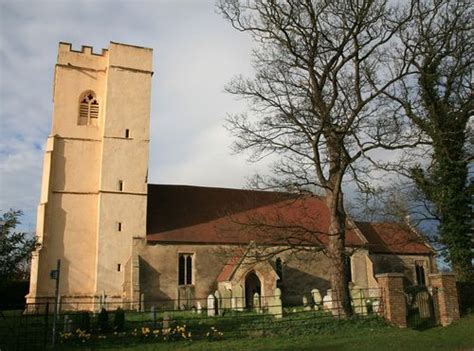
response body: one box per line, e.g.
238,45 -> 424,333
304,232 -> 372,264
147,183 -> 297,195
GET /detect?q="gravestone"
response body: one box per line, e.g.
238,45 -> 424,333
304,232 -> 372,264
351,289 -> 367,315
303,295 -> 312,311
231,297 -> 237,311
323,290 -> 332,311
163,312 -> 171,329
214,290 -> 223,315
311,289 -> 322,311
233,285 -> 244,311
140,293 -> 145,312
372,299 -> 380,314
196,301 -> 202,314
269,288 -> 283,318
220,289 -> 232,310
253,292 -> 262,313
150,306 -> 157,327
207,294 -> 216,317
63,314 -> 72,333
99,291 -> 106,312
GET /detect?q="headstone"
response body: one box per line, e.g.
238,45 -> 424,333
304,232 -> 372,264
150,306 -> 157,328
269,288 -> 283,318
351,289 -> 367,315
99,291 -> 106,312
303,295 -> 312,311
253,292 -> 261,313
220,289 -> 232,310
323,290 -> 332,311
163,312 -> 171,329
196,301 -> 202,314
140,293 -> 145,312
231,297 -> 237,311
63,314 -> 72,333
372,300 -> 380,314
214,290 -> 222,315
311,288 -> 322,310
233,285 -> 244,311
207,294 -> 216,317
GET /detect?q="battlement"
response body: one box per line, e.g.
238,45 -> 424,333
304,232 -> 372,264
59,42 -> 109,56
57,41 -> 153,72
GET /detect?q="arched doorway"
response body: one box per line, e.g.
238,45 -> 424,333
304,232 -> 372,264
245,271 -> 261,308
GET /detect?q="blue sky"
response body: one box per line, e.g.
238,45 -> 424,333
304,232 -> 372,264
0,0 -> 271,231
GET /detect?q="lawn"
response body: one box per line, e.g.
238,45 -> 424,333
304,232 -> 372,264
56,314 -> 474,351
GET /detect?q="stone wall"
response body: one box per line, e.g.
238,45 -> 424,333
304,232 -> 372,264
139,243 -> 375,306
370,254 -> 435,286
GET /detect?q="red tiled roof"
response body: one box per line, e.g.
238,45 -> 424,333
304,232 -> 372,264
147,184 -> 293,233
355,221 -> 432,255
216,255 -> 241,282
146,184 -> 432,255
147,187 -> 364,247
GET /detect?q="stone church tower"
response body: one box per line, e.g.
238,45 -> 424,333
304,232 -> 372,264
27,42 -> 153,307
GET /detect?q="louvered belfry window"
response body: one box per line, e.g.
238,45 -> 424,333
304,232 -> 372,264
78,92 -> 99,126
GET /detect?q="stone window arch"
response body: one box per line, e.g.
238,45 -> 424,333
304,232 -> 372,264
78,91 -> 99,126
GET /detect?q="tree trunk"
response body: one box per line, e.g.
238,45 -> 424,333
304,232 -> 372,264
325,191 -> 353,317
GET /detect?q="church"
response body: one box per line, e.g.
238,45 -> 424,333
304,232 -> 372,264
26,42 -> 437,311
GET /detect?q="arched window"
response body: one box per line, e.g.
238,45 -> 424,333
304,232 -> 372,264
178,253 -> 193,285
78,92 -> 99,126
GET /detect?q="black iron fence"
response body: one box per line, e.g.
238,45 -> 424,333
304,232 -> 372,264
0,289 -> 384,350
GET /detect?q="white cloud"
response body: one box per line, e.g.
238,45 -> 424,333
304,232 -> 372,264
0,0 -> 258,231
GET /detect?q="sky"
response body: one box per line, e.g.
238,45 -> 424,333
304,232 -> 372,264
0,0 -> 271,232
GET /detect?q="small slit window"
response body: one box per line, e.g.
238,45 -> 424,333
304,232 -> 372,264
117,264 -> 121,272
117,222 -> 122,232
118,180 -> 123,191
125,129 -> 130,138
78,92 -> 99,126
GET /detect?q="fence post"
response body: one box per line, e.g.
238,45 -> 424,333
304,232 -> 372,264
376,273 -> 407,328
44,302 -> 49,347
51,259 -> 61,347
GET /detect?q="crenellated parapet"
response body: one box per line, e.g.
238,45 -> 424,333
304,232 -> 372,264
57,42 -> 108,71
58,42 -> 109,56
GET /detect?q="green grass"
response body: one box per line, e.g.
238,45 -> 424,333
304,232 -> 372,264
2,309 -> 473,351
55,314 -> 474,351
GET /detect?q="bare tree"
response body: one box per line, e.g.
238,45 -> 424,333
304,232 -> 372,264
217,0 -> 416,316
385,0 -> 473,282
